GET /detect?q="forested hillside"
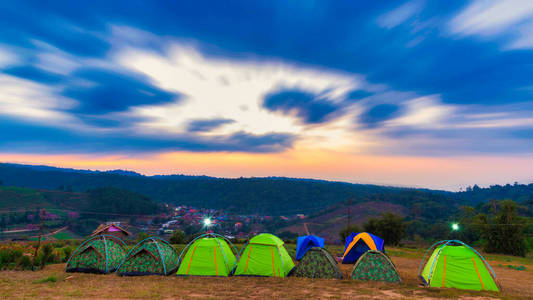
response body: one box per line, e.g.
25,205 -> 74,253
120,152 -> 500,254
0,163 -> 456,215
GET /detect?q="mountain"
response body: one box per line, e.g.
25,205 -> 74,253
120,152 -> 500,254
0,163 -> 458,215
1,163 -> 532,217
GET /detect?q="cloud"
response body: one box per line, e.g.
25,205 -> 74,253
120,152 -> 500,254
360,104 -> 402,128
3,66 -> 63,84
0,74 -> 76,123
0,116 -> 294,154
386,95 -> 455,127
0,47 -> 18,68
377,0 -> 423,29
449,0 -> 533,49
263,89 -> 342,124
187,118 -> 235,132
62,68 -> 178,113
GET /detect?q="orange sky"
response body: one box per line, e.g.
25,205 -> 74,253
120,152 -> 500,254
1,149 -> 532,191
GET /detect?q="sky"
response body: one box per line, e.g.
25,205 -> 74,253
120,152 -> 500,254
1,0 -> 533,190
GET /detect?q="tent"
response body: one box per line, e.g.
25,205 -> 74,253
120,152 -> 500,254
176,233 -> 237,276
291,247 -> 343,279
233,233 -> 295,277
342,232 -> 385,264
351,250 -> 401,283
419,240 -> 499,291
116,237 -> 179,276
295,235 -> 324,260
66,235 -> 127,274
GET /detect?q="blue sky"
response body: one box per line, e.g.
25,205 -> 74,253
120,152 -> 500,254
0,1 -> 532,189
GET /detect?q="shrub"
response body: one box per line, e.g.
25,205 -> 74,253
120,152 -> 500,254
363,212 -> 406,246
169,229 -> 185,244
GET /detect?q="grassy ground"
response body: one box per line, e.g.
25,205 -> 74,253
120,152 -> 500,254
0,246 -> 532,299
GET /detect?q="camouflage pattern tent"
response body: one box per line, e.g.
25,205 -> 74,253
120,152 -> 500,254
66,235 -> 127,274
351,250 -> 402,283
116,237 -> 179,276
291,247 -> 343,279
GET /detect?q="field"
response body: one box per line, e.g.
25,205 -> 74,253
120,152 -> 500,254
1,245 -> 532,299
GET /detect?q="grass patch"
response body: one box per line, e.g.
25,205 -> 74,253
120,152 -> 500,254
32,275 -> 59,284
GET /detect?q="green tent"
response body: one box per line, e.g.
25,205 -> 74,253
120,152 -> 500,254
291,247 -> 343,279
233,233 -> 294,277
351,250 -> 402,283
116,237 -> 179,276
176,233 -> 236,276
66,235 -> 127,274
419,240 -> 499,291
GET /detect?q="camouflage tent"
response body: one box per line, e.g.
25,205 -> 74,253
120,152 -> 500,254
66,235 -> 127,274
116,237 -> 179,276
351,250 -> 402,283
291,247 -> 343,279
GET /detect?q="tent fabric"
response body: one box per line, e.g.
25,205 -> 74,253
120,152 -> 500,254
291,247 -> 343,279
66,235 -> 127,274
295,235 -> 325,260
233,233 -> 295,277
342,232 -> 385,264
351,250 -> 402,283
176,233 -> 236,276
116,237 -> 179,276
419,240 -> 499,292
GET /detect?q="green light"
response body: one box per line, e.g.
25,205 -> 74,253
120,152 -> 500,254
451,223 -> 459,231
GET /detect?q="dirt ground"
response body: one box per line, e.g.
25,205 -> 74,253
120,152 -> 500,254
1,251 -> 532,299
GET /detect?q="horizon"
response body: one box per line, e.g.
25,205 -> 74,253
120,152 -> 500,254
2,161 -> 530,192
1,1 -> 533,190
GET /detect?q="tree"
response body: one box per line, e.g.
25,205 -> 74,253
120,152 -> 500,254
339,224 -> 361,243
136,232 -> 152,243
363,212 -> 406,246
477,200 -> 527,256
169,229 -> 185,244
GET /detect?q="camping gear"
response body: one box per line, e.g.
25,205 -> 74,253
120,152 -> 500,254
295,235 -> 325,260
291,247 -> 343,279
419,240 -> 499,291
66,235 -> 127,274
116,237 -> 179,276
233,233 -> 295,277
176,233 -> 237,276
92,223 -> 131,238
351,250 -> 401,283
342,232 -> 385,264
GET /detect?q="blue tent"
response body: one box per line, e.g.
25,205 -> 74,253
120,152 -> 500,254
295,235 -> 325,260
342,232 -> 384,264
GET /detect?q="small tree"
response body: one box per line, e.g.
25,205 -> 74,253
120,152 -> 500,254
477,200 -> 527,256
339,224 -> 361,243
363,212 -> 406,246
136,232 -> 151,243
169,229 -> 185,244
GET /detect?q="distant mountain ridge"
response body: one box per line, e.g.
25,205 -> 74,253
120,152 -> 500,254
1,163 -> 531,216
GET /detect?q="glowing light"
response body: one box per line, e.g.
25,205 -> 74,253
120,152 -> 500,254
451,223 -> 460,231
203,218 -> 212,227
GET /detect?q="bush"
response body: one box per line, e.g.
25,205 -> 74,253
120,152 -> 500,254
363,212 -> 406,246
63,247 -> 73,262
17,255 -> 33,270
169,230 -> 186,244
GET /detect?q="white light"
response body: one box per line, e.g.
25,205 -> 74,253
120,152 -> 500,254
451,223 -> 459,231
203,218 -> 212,227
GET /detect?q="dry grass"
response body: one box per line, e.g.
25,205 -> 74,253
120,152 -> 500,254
1,247 -> 532,299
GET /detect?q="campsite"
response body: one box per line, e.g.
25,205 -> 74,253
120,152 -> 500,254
1,241 -> 532,299
2,0 -> 533,299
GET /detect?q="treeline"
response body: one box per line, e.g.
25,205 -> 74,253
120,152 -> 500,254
340,199 -> 532,256
0,163 -> 457,215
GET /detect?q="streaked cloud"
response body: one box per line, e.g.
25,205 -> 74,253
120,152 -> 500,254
449,0 -> 533,49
